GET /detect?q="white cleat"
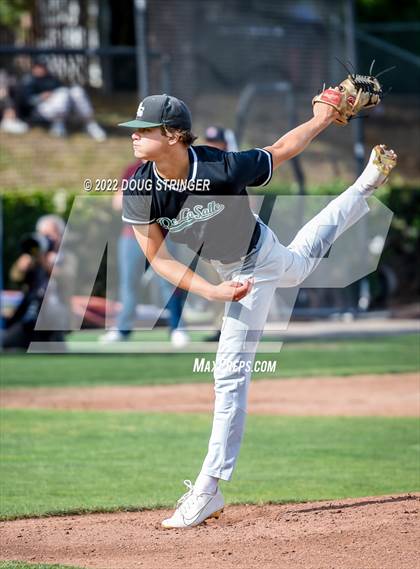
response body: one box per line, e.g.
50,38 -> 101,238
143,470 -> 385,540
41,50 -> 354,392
0,117 -> 28,134
357,144 -> 397,194
98,330 -> 128,343
170,328 -> 189,349
161,480 -> 225,529
50,120 -> 67,138
86,121 -> 107,142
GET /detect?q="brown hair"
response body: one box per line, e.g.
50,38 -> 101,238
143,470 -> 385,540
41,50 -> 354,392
160,125 -> 197,146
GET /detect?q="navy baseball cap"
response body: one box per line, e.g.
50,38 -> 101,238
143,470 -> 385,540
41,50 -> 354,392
33,56 -> 49,69
119,94 -> 192,130
205,126 -> 226,143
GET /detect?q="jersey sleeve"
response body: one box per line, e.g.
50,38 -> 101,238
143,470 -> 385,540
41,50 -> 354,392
224,148 -> 273,188
122,171 -> 156,225
122,192 -> 156,225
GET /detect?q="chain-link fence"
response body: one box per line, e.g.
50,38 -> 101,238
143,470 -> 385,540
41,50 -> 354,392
1,0 -> 419,189
1,0 -> 419,326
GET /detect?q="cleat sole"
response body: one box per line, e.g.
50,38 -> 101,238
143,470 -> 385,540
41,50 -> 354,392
210,508 -> 224,519
373,144 -> 397,177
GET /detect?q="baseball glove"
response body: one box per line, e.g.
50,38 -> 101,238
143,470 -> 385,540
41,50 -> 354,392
312,73 -> 383,126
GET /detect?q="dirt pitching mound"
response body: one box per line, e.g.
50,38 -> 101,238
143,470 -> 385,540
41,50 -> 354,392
1,494 -> 418,569
2,373 -> 418,416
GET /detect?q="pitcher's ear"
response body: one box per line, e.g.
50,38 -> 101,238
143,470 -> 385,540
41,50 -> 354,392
167,131 -> 181,146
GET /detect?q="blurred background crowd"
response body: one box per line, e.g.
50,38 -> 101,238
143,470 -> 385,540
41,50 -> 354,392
0,0 -> 419,351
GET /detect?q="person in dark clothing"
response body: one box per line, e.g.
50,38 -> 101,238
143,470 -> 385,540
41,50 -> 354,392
19,58 -> 106,140
2,215 -> 76,351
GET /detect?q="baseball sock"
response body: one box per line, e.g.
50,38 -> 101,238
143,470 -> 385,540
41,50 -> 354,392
194,473 -> 219,495
353,169 -> 382,197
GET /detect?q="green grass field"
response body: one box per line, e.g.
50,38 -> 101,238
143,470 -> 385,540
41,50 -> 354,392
1,335 -> 418,389
1,409 -> 418,520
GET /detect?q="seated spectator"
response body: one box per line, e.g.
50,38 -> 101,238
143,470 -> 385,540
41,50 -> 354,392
0,69 -> 28,134
19,58 -> 106,141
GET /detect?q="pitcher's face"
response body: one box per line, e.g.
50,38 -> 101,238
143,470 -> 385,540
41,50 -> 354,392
131,127 -> 168,160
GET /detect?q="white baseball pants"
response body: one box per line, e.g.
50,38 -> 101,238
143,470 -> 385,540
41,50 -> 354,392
37,86 -> 94,122
200,186 -> 370,481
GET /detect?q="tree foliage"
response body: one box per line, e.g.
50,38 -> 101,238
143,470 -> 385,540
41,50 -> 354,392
0,0 -> 32,27
357,0 -> 420,22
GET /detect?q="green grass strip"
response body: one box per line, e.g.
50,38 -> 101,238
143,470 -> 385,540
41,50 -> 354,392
1,409 -> 418,519
1,335 -> 418,389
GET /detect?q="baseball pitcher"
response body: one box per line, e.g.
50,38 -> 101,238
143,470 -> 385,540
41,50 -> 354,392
118,77 -> 396,528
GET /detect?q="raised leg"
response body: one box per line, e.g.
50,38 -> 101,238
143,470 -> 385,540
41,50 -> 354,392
279,145 -> 397,288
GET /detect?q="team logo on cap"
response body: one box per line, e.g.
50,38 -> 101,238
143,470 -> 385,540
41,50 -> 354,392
137,102 -> 145,117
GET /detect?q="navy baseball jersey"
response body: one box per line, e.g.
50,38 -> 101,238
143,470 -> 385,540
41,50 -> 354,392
122,145 -> 273,263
